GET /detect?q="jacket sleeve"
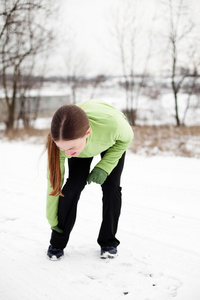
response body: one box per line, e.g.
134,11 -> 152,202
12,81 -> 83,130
95,116 -> 133,175
46,151 -> 66,227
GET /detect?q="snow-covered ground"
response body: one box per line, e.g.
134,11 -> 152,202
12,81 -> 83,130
0,140 -> 200,300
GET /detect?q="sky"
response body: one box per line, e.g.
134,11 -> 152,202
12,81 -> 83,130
45,0 -> 200,77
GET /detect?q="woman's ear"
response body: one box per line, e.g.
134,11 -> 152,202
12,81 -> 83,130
86,128 -> 91,137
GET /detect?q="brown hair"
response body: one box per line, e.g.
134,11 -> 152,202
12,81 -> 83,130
46,105 -> 89,196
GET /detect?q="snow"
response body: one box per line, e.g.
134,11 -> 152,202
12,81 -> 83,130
0,140 -> 200,300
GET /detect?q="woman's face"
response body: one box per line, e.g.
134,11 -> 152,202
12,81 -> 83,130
54,128 -> 91,157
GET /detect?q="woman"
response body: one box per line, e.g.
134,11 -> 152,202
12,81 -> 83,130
46,99 -> 133,260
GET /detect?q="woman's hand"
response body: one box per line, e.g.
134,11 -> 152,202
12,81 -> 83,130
87,167 -> 108,185
51,225 -> 63,233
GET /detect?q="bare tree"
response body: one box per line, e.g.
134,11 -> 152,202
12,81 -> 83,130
182,42 -> 200,125
162,0 -> 195,126
0,0 -> 56,131
16,54 -> 47,128
106,1 -> 154,125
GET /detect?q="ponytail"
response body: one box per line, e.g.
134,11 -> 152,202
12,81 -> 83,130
46,132 -> 63,197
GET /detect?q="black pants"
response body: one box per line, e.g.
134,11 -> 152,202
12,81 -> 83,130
50,151 -> 126,250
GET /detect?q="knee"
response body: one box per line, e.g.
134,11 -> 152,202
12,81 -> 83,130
101,182 -> 122,196
62,178 -> 86,195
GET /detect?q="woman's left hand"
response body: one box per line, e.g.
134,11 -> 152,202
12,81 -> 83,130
87,167 -> 108,185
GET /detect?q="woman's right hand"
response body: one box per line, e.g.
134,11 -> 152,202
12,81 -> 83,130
51,225 -> 63,233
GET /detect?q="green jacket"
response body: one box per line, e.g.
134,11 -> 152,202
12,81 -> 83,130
46,99 -> 133,227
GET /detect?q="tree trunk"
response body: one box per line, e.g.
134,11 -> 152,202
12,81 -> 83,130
174,92 -> 180,126
6,103 -> 15,131
171,50 -> 180,126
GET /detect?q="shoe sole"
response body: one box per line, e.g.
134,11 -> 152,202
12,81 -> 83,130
100,251 -> 118,259
47,254 -> 64,261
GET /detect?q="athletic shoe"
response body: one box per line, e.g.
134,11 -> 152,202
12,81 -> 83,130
47,245 -> 64,260
100,246 -> 118,259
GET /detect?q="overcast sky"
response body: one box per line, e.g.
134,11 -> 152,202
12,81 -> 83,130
45,0 -> 200,77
